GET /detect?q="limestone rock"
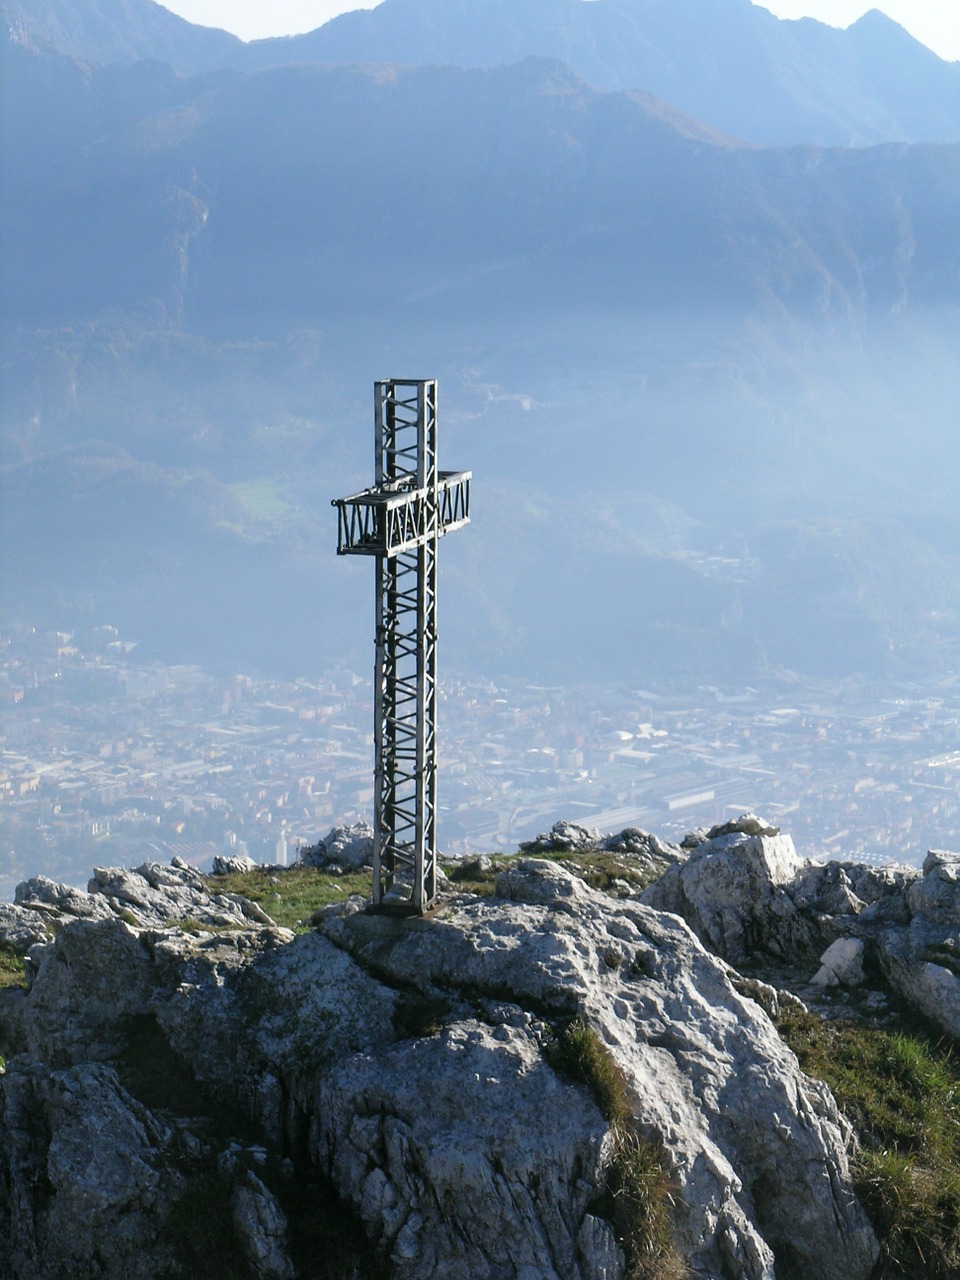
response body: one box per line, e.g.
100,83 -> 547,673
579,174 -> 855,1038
0,1058 -> 181,1280
300,820 -> 374,868
876,849 -> 960,1038
681,827 -> 710,848
641,825 -> 815,966
909,850 -> 960,924
640,832 -> 960,1042
495,856 -> 597,910
0,902 -> 51,953
320,860 -> 877,1280
314,1019 -> 615,1280
15,875 -> 116,922
16,917 -> 158,1065
1,846 -> 882,1280
793,861 -> 911,922
520,819 -> 605,853
89,861 -> 274,928
603,827 -> 685,863
157,928 -> 399,1125
231,1170 -> 295,1280
13,862 -> 272,932
519,821 -> 684,873
706,813 -> 781,839
812,937 -> 866,988
212,853 -> 258,876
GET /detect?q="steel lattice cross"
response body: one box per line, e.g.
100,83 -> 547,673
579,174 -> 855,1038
333,380 -> 470,912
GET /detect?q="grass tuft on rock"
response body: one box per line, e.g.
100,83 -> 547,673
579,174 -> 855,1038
547,1017 -> 688,1280
776,1003 -> 960,1279
0,945 -> 26,990
202,865 -> 372,929
445,848 -> 661,899
549,850 -> 664,895
443,854 -> 513,895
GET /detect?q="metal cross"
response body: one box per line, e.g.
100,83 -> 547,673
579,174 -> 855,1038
333,380 -> 470,913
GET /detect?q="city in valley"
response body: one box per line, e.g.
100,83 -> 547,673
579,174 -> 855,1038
1,623 -> 957,900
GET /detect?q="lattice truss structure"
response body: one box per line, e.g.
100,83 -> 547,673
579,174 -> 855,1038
333,381 -> 470,911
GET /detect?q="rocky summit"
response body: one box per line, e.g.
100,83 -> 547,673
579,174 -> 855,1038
1,818 -> 958,1279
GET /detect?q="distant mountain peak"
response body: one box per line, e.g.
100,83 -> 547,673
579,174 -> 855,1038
2,0 -> 241,72
5,0 -> 960,146
848,6 -> 933,49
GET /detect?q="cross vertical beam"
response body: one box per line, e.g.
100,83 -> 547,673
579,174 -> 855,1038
333,380 -> 470,913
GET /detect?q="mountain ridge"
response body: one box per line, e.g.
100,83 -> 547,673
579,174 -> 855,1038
5,40 -> 960,334
10,0 -> 960,146
1,0 -> 239,71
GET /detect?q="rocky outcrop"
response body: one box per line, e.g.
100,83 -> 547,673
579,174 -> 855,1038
15,859 -> 273,931
319,859 -> 877,1280
0,848 -> 880,1280
521,819 -> 683,863
642,819 -> 819,968
298,820 -> 375,869
643,816 -> 960,1041
877,850 -> 960,1039
0,1059 -> 184,1280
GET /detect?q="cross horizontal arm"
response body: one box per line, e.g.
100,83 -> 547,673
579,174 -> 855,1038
332,470 -> 471,557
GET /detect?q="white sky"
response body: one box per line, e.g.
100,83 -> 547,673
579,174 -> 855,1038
158,0 -> 960,61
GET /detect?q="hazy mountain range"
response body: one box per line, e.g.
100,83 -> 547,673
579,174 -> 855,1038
5,0 -> 960,145
2,0 -> 959,684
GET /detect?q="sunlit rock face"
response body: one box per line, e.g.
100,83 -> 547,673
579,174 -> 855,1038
0,847 -> 881,1280
643,815 -> 960,1042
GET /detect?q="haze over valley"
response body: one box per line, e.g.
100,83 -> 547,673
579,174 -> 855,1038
2,0 -> 959,882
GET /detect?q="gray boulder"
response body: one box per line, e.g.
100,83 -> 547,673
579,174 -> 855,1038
314,1019 -> 616,1280
231,1170 -> 295,1280
0,902 -> 51,953
604,827 -> 685,863
319,858 -> 877,1280
641,823 -> 815,966
812,938 -> 867,988
641,826 -> 960,1042
13,862 -> 272,932
876,849 -> 960,1038
0,1059 -> 181,1280
520,820 -> 605,853
300,820 -> 374,868
211,853 -> 258,876
15,875 -> 116,922
89,861 -> 274,928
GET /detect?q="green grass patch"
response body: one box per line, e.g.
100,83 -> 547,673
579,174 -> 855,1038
547,1017 -> 687,1280
203,865 -> 372,930
776,1003 -> 960,1278
443,854 -> 515,896
548,851 -> 662,895
444,849 -> 660,900
0,946 -> 26,990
